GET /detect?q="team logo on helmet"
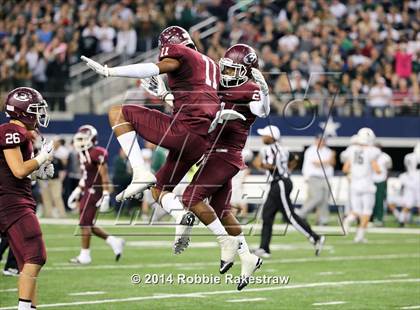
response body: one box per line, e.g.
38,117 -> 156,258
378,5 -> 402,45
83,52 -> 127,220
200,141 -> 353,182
244,52 -> 257,65
13,92 -> 30,102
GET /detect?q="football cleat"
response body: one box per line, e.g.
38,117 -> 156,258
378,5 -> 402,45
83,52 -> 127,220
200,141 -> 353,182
108,237 -> 125,262
237,254 -> 263,291
253,248 -> 271,259
218,236 -> 239,274
354,236 -> 368,244
116,166 -> 156,202
2,268 -> 19,277
173,211 -> 196,255
314,236 -> 326,256
69,256 -> 91,265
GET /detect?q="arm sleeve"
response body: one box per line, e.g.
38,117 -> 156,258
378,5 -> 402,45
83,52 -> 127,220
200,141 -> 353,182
249,91 -> 270,118
108,63 -> 160,79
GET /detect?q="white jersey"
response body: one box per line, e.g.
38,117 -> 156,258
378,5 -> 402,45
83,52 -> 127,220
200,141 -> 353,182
404,152 -> 419,174
346,145 -> 381,193
372,151 -> 392,183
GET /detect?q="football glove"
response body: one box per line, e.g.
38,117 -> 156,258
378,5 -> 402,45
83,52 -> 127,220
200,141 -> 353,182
81,55 -> 110,77
35,163 -> 54,180
251,68 -> 269,95
68,186 -> 83,210
96,191 -> 110,212
208,102 -> 246,133
140,76 -> 174,107
34,139 -> 54,166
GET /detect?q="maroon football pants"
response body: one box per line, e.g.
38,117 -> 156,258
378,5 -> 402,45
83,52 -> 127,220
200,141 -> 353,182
6,211 -> 47,271
122,105 -> 209,191
182,154 -> 240,218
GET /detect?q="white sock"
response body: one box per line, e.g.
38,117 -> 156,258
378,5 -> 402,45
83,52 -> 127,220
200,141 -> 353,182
237,233 -> 250,256
18,300 -> 32,310
80,248 -> 91,260
207,218 -> 228,238
117,131 -> 144,168
399,211 -> 405,223
160,192 -> 185,221
405,212 -> 412,223
392,208 -> 400,220
106,236 -> 117,246
356,227 -> 365,240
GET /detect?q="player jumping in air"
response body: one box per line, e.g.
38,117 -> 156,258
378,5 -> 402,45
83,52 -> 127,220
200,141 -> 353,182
68,125 -> 125,264
142,44 -> 270,290
342,128 -> 381,243
0,87 -> 54,310
81,26 -> 235,241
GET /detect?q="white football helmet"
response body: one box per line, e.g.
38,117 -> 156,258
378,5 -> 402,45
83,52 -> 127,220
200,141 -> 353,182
356,127 -> 376,146
73,124 -> 98,152
414,142 -> 420,161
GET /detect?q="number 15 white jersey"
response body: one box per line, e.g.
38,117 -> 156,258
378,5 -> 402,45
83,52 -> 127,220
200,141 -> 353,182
345,145 -> 381,193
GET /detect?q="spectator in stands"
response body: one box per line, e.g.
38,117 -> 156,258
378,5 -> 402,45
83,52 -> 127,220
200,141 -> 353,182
116,21 -> 137,58
97,20 -> 115,54
367,77 -> 393,117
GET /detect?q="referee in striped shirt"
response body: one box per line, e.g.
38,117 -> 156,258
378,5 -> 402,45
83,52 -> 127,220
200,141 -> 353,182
253,126 -> 325,258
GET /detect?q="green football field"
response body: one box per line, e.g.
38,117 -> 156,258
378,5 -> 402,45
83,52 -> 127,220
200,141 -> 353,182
1,222 -> 419,309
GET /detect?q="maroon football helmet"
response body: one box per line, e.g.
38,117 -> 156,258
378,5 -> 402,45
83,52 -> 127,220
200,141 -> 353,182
158,26 -> 195,49
4,87 -> 50,129
219,44 -> 259,87
73,124 -> 98,152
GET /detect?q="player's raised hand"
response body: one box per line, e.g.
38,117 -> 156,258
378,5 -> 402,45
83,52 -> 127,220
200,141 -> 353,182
140,76 -> 174,107
81,55 -> 110,77
251,68 -> 269,95
35,139 -> 54,166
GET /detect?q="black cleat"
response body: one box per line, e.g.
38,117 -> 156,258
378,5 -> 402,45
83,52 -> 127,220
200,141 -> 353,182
237,258 -> 263,291
220,260 -> 234,274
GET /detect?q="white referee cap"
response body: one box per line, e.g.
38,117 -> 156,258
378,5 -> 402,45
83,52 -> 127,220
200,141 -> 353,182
257,125 -> 281,141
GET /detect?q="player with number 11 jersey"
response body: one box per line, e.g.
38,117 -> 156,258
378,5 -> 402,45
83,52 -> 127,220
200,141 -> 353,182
82,26 -> 220,227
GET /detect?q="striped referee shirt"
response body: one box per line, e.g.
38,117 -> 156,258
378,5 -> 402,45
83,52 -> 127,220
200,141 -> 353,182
260,142 -> 290,179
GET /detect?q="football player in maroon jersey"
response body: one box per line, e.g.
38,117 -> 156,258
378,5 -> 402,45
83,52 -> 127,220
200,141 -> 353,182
81,26 -> 223,237
0,87 -> 54,310
68,125 -> 125,264
143,44 -> 271,290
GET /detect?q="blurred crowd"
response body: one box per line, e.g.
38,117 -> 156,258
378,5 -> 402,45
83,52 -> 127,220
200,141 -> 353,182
193,0 -> 419,117
0,0 -> 218,110
0,0 -> 419,116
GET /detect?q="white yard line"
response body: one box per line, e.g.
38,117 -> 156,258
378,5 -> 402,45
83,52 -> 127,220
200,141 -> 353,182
39,219 -> 420,234
0,288 -> 18,293
312,301 -> 347,306
226,298 -> 267,303
389,274 -> 409,278
68,291 -> 105,296
0,278 -> 418,309
318,271 -> 344,276
401,306 -> 420,309
44,253 -> 419,271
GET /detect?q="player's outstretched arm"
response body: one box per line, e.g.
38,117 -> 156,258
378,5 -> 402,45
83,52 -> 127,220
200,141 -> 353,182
81,56 -> 181,79
3,140 -> 54,179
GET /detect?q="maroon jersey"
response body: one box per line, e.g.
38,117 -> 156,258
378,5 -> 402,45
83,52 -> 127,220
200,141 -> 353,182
210,81 -> 261,169
0,123 -> 36,231
79,146 -> 108,194
159,44 -> 220,135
